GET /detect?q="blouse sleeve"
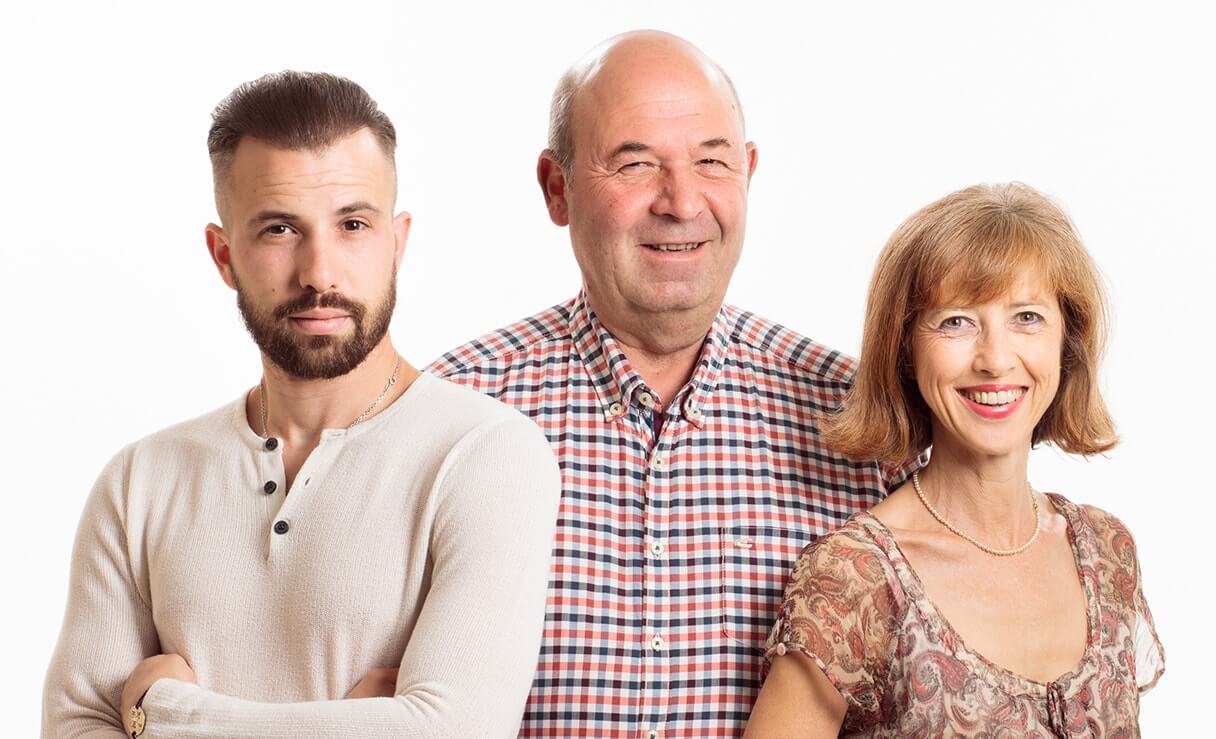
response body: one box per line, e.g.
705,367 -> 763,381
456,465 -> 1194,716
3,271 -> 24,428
763,524 -> 904,730
1126,533 -> 1165,693
1084,505 -> 1165,694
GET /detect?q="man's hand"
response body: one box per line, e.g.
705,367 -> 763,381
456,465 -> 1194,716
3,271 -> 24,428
345,667 -> 399,699
121,654 -> 197,723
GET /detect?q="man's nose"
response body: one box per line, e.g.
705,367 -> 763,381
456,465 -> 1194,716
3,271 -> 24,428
295,233 -> 341,294
651,165 -> 707,221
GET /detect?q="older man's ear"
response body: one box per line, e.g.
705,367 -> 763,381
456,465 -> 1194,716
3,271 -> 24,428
537,151 -> 570,227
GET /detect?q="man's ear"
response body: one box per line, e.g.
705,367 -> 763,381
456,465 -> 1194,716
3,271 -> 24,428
205,223 -> 237,290
391,211 -> 412,271
744,141 -> 759,188
537,150 -> 570,226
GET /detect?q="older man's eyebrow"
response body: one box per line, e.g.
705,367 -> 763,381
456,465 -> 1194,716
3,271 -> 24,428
336,201 -> 382,216
608,141 -> 654,159
698,137 -> 733,150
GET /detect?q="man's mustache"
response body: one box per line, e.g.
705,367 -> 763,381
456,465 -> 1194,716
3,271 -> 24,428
273,292 -> 367,321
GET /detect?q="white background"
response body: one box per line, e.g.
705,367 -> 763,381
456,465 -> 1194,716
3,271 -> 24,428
3,1 -> 1211,735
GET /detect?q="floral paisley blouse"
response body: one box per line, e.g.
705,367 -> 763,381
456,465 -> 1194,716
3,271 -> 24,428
763,494 -> 1164,737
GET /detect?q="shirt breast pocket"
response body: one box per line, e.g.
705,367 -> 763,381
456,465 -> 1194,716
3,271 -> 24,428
720,525 -> 812,650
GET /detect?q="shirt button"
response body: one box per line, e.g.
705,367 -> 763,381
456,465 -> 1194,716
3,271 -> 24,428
263,480 -> 277,494
775,643 -> 788,657
608,401 -> 625,416
651,457 -> 666,471
650,635 -> 664,652
685,406 -> 703,421
638,392 -> 655,409
649,540 -> 665,557
273,520 -> 290,535
734,536 -> 753,549
647,731 -> 660,739
264,437 -> 279,451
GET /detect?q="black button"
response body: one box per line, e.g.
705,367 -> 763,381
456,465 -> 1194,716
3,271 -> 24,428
264,437 -> 279,451
273,520 -> 289,535
263,481 -> 277,494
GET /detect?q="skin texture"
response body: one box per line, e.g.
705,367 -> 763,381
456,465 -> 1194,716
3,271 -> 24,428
538,32 -> 758,406
747,268 -> 1090,735
121,128 -> 418,721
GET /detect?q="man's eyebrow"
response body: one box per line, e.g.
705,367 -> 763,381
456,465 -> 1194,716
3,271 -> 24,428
697,137 -> 733,149
248,210 -> 298,228
608,141 -> 653,159
336,201 -> 382,216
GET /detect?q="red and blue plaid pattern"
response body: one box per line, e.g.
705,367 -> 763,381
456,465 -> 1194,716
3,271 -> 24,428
428,292 -> 901,738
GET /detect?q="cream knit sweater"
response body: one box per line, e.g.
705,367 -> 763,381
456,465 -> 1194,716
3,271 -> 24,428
43,372 -> 561,738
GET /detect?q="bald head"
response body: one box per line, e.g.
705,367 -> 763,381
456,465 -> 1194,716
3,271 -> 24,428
547,31 -> 745,175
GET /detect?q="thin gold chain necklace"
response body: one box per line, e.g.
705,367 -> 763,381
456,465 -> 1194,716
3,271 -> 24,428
259,355 -> 401,439
911,470 -> 1041,556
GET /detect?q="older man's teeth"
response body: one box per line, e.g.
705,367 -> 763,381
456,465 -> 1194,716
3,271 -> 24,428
646,242 -> 701,252
963,389 -> 1025,406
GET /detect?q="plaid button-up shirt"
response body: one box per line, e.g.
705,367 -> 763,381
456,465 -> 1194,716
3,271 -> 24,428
428,292 -> 903,738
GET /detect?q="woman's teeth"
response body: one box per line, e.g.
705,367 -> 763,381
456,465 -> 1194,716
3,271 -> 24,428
963,388 -> 1025,406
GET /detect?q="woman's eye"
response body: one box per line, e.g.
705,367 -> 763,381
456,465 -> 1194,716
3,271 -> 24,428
1015,311 -> 1044,324
939,316 -> 970,330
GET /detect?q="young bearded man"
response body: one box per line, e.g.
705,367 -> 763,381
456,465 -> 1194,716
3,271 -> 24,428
42,71 -> 560,738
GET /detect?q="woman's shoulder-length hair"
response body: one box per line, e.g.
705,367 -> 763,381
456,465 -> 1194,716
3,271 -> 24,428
825,182 -> 1117,465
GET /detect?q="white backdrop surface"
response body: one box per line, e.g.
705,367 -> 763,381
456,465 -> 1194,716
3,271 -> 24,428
3,1 -> 1212,735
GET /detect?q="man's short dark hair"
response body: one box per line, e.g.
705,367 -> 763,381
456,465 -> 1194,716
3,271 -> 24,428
208,70 -> 396,188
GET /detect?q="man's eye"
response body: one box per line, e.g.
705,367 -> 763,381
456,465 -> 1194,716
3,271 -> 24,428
698,158 -> 725,166
263,224 -> 293,236
619,161 -> 650,172
342,220 -> 368,232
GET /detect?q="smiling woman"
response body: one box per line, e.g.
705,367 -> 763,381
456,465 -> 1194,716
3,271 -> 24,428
745,183 -> 1163,738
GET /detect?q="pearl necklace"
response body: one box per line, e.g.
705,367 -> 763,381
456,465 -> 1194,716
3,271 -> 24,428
911,470 -> 1041,556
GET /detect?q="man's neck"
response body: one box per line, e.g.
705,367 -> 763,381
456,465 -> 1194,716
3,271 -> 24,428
596,307 -> 717,410
246,338 -> 419,441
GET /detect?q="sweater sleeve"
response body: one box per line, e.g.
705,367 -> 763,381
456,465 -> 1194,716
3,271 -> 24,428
137,415 -> 562,739
42,448 -> 160,738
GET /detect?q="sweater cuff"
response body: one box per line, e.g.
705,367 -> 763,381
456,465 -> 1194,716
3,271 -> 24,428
140,678 -> 206,738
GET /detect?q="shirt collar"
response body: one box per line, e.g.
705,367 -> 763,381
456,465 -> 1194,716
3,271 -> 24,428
569,290 -> 733,428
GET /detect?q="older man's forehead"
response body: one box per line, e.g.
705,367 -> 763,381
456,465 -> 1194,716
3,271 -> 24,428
577,72 -> 743,145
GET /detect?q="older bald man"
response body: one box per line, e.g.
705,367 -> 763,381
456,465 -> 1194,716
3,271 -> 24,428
430,31 -> 908,737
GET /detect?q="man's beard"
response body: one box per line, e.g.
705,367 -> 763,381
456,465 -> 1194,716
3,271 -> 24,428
233,274 -> 396,380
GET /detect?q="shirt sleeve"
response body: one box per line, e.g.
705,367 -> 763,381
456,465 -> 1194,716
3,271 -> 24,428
763,524 -> 903,731
136,416 -> 561,738
42,448 -> 160,738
